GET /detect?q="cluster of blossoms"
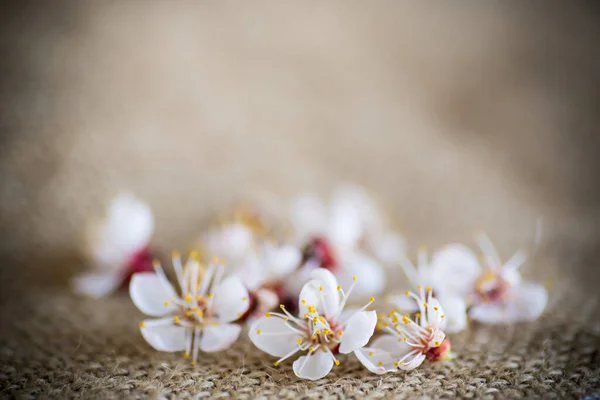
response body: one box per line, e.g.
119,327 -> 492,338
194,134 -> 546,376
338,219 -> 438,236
72,187 -> 548,380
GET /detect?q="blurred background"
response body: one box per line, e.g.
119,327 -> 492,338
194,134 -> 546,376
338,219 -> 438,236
1,2 -> 599,288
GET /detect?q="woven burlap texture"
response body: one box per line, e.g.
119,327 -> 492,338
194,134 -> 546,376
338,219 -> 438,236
1,266 -> 598,399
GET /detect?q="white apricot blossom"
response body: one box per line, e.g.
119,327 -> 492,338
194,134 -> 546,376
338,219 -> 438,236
249,269 -> 377,380
72,193 -> 154,298
430,233 -> 548,324
290,184 -> 404,300
356,286 -> 449,374
129,253 -> 249,363
387,247 -> 468,333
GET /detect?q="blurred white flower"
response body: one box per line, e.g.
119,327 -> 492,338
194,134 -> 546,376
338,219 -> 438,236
356,286 -> 449,374
290,184 -> 404,300
233,242 -> 302,321
72,193 -> 154,298
387,247 -> 468,333
249,269 -> 377,381
130,253 -> 249,363
430,233 -> 548,324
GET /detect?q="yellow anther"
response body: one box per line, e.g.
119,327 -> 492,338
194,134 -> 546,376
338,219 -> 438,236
427,286 -> 432,293
417,285 -> 423,289
383,322 -> 389,327
368,351 -> 374,356
220,258 -> 226,264
311,335 -> 316,340
172,250 -> 181,258
297,338 -> 303,344
309,347 -> 314,352
164,301 -> 169,306
335,360 -> 340,366
304,314 -> 309,319
257,329 -> 261,334
353,276 -> 358,281
441,315 -> 445,319
319,286 -> 323,292
405,291 -> 410,296
435,341 -> 440,346
185,311 -> 192,317
313,317 -> 318,323
338,331 -> 344,336
423,302 -> 428,308
274,361 -> 279,367
319,316 -> 325,323
378,361 -> 383,366
266,312 -> 271,317
174,316 -> 181,324
370,296 -> 375,302
152,260 -> 161,268
415,313 -> 421,319
139,322 -> 145,328
284,317 -> 289,321
337,286 -> 342,291
192,361 -> 197,365
315,330 -> 321,335
212,322 -> 219,326
208,293 -> 214,298
301,299 -> 306,304
280,304 -> 285,309
237,312 -> 242,318
394,361 -> 399,366
403,338 -> 408,342
398,338 -> 403,342
185,294 -> 192,302
211,256 -> 219,263
376,323 -> 383,330
184,352 -> 189,358
242,297 -> 248,301
197,310 -> 204,317
324,330 -> 331,335
433,306 -> 439,311
190,250 -> 200,260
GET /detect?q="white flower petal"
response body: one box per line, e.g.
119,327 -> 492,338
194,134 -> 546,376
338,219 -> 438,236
436,294 -> 467,333
386,293 -> 420,313
291,194 -> 328,241
369,231 -> 406,266
507,282 -> 548,321
430,244 -> 481,297
470,282 -> 547,324
203,223 -> 254,262
212,276 -> 250,323
265,244 -> 302,278
293,351 -> 334,381
339,310 -> 377,354
200,323 -> 242,352
249,317 -> 302,357
354,334 -> 409,374
337,251 -> 386,299
129,272 -> 178,316
298,281 -> 321,316
468,303 -> 508,324
140,322 -> 186,352
86,193 -> 154,269
328,191 -> 363,250
72,271 -> 123,299
310,268 -> 341,316
397,353 -> 426,371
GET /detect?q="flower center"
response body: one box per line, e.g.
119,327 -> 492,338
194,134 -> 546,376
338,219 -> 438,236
301,237 -> 338,271
425,338 -> 451,361
474,269 -> 509,303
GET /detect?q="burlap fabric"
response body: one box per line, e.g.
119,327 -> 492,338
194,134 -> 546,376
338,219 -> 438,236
2,2 -> 600,398
1,263 -> 599,399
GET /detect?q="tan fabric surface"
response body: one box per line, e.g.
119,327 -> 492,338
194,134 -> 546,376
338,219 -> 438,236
1,266 -> 599,399
1,2 -> 600,398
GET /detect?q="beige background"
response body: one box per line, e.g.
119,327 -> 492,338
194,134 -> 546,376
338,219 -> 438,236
1,2 -> 599,397
1,2 -> 599,271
